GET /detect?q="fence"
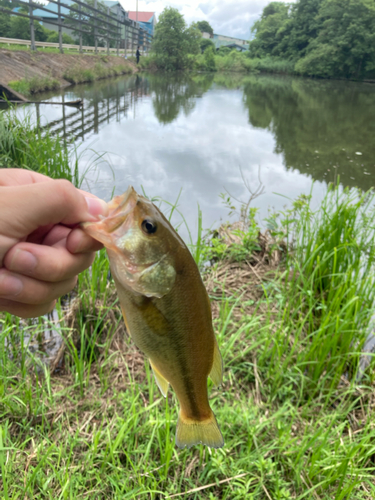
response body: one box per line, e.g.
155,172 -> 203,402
0,0 -> 152,56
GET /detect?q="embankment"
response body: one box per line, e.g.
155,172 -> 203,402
0,49 -> 136,91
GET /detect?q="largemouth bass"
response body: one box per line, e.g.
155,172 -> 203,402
83,187 -> 224,449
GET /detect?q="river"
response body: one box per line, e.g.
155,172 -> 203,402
7,72 -> 375,237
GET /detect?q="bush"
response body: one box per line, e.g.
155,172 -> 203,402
46,31 -> 77,45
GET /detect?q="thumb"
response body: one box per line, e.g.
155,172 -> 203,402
1,179 -> 108,240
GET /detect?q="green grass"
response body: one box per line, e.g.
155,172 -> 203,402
63,63 -> 133,84
1,115 -> 375,497
8,76 -> 60,97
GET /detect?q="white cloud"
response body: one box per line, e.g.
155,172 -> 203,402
123,0 -> 297,40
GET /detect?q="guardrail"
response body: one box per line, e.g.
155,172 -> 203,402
0,37 -> 141,55
0,0 -> 152,55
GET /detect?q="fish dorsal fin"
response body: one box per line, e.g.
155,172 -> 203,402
150,360 -> 169,397
209,340 -> 223,387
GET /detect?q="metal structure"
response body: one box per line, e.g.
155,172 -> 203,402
0,0 -> 152,55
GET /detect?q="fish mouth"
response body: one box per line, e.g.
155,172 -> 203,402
81,186 -> 138,247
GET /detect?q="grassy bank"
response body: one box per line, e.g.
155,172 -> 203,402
1,113 -> 375,498
139,52 -> 296,76
7,62 -> 134,97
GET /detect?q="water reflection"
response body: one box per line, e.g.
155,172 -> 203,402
7,72 -> 375,235
242,75 -> 375,191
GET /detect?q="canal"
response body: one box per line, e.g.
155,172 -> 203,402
8,72 -> 375,235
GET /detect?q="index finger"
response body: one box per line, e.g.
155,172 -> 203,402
0,169 -> 51,187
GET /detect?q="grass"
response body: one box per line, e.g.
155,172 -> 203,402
63,63 -> 133,84
0,108 -> 107,182
8,76 -> 60,97
1,114 -> 375,497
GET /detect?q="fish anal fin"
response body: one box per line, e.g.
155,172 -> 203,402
150,360 -> 169,397
176,411 -> 224,449
209,340 -> 223,387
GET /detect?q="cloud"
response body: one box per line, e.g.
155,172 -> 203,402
129,0 -> 297,40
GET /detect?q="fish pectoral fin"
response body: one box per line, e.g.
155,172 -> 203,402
176,410 -> 224,449
209,339 -> 223,387
149,360 -> 169,397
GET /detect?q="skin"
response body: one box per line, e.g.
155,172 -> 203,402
83,188 -> 222,438
0,169 -> 108,318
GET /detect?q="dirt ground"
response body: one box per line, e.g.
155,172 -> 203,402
0,49 -> 136,87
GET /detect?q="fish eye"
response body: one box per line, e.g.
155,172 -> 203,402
141,219 -> 157,234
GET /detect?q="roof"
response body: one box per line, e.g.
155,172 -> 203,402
213,39 -> 249,50
102,1 -> 121,8
33,0 -> 123,19
128,11 -> 154,23
33,0 -> 74,19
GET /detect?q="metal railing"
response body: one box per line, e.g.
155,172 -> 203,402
0,0 -> 152,55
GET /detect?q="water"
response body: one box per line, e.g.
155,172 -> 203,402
7,72 -> 375,237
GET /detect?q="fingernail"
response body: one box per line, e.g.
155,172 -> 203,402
0,272 -> 23,297
85,197 -> 108,219
8,250 -> 38,273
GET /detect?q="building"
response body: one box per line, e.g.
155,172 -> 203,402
32,0 -> 129,42
127,11 -> 156,37
213,33 -> 249,52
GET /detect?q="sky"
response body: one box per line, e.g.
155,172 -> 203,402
125,0 -> 296,41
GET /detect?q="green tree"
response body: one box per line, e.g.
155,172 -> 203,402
204,46 -> 216,71
0,0 -> 11,37
200,38 -> 215,53
151,7 -> 199,71
65,0 -> 108,47
296,0 -> 375,78
249,2 -> 291,58
46,31 -> 76,44
195,20 -> 214,36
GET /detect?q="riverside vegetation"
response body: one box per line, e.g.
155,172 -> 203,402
2,110 -> 375,498
141,1 -> 375,80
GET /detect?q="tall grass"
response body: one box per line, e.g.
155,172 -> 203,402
1,171 -> 375,497
8,76 -> 60,97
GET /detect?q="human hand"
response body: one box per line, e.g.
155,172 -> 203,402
0,169 -> 108,318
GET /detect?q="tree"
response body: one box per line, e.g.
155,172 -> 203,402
249,0 -> 375,79
196,20 -> 214,36
151,7 -> 199,71
249,2 -> 291,58
200,38 -> 215,53
204,46 -> 216,71
66,0 -> 109,47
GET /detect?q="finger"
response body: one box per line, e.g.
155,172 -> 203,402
0,298 -> 56,319
0,269 -> 77,304
67,227 -> 104,254
4,243 -> 96,282
1,179 -> 108,240
0,169 -> 51,187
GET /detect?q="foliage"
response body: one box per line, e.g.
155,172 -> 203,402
8,75 -> 60,96
63,63 -> 133,84
0,109 -> 79,181
0,3 -> 50,42
46,31 -> 77,45
65,0 -> 108,47
200,37 -> 215,53
2,173 -> 375,497
195,20 -> 214,36
249,0 -> 375,79
203,46 -> 216,71
151,7 -> 200,71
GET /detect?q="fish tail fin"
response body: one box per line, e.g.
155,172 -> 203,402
175,410 -> 224,449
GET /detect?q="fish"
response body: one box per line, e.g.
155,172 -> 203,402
82,187 -> 224,449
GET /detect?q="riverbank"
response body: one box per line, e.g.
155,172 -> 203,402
0,49 -> 136,96
2,111 -> 375,498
